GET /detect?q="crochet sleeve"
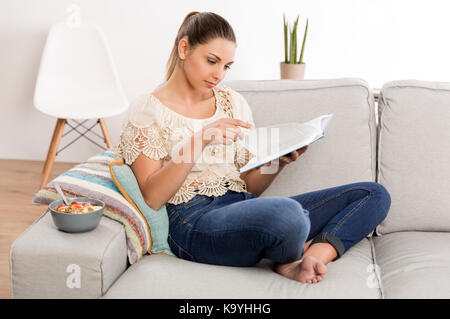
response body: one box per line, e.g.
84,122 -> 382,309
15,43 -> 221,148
116,94 -> 168,165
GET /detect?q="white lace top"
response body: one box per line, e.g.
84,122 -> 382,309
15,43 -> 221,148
114,84 -> 256,205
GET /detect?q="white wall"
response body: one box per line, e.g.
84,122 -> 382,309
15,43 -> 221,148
1,0 -> 449,162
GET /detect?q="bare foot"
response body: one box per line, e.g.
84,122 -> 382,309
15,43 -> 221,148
275,256 -> 327,284
303,239 -> 313,252
298,256 -> 327,284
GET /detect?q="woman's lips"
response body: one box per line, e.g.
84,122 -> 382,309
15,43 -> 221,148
205,81 -> 216,88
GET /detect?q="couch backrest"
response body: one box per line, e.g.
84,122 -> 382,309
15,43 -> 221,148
376,79 -> 450,234
224,78 -> 377,198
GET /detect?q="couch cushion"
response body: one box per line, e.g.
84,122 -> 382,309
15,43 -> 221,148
10,211 -> 127,298
224,79 -> 378,199
376,80 -> 450,234
102,238 -> 380,299
372,231 -> 450,298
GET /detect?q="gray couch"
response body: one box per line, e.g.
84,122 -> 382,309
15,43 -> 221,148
10,78 -> 450,299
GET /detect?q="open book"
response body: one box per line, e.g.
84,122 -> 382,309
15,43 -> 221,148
236,113 -> 334,173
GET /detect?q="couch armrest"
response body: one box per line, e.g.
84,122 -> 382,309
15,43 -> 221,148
10,210 -> 128,298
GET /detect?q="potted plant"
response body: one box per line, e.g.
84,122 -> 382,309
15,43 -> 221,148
280,13 -> 309,79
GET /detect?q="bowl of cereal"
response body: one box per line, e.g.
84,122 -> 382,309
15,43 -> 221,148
48,197 -> 104,233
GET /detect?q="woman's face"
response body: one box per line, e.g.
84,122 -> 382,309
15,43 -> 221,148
178,37 -> 236,91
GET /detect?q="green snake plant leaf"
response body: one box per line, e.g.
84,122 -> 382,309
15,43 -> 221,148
283,13 -> 288,63
298,18 -> 308,64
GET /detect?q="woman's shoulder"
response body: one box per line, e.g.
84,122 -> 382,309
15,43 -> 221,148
116,92 -> 169,164
129,91 -> 161,112
125,91 -> 162,127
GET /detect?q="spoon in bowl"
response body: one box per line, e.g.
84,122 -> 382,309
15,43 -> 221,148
54,183 -> 70,206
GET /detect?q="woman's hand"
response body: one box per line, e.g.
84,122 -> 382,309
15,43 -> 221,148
263,145 -> 309,168
201,118 -> 254,146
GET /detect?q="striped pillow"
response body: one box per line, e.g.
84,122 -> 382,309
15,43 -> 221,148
32,149 -> 150,265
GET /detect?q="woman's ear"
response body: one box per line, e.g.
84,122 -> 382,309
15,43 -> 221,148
178,36 -> 189,60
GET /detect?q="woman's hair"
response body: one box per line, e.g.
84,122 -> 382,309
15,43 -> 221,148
165,11 -> 236,82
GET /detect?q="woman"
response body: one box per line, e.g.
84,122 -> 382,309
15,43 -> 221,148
116,11 -> 391,284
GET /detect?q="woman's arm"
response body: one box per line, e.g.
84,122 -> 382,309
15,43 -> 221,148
240,162 -> 287,197
132,130 -> 207,210
132,118 -> 252,210
240,145 -> 309,197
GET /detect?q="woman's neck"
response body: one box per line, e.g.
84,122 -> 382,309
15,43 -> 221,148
164,67 -> 214,105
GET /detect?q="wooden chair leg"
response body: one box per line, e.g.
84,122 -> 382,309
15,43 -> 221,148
39,118 -> 66,190
98,118 -> 113,148
42,118 -> 65,174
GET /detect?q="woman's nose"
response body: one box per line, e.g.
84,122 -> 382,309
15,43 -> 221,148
213,68 -> 225,81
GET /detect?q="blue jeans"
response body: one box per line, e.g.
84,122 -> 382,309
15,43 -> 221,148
165,181 -> 391,267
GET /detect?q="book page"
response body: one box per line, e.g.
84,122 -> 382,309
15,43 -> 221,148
278,123 -> 319,153
237,113 -> 333,173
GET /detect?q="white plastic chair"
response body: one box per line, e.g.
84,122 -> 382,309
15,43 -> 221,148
34,22 -> 128,189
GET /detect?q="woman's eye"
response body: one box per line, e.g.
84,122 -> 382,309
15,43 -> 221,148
208,60 -> 231,70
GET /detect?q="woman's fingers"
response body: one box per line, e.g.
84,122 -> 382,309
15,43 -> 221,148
298,145 -> 308,154
289,145 -> 309,160
225,118 -> 252,129
290,151 -> 299,160
234,119 -> 253,129
284,151 -> 299,161
280,156 -> 291,165
280,148 -> 304,164
224,127 -> 242,141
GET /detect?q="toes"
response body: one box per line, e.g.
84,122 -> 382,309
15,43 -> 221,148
306,276 -> 322,284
